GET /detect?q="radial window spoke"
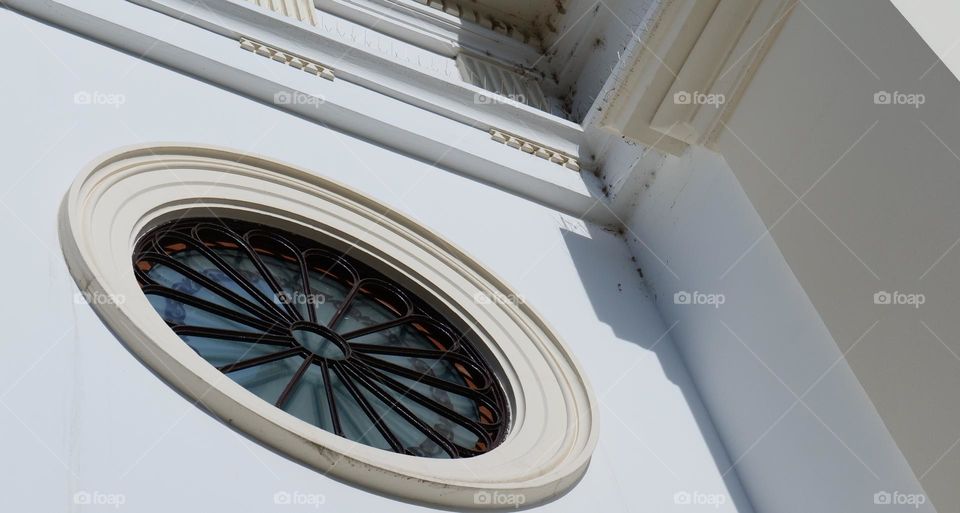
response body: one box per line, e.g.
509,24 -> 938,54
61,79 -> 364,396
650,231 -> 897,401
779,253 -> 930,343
144,288 -> 281,333
247,231 -> 313,322
180,335 -> 290,369
332,280 -> 411,333
193,225 -> 299,322
227,354 -> 307,405
304,250 -> 357,326
140,254 -> 277,320
352,359 -> 490,450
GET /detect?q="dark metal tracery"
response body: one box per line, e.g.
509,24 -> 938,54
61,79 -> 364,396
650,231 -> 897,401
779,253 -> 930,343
133,218 -> 508,458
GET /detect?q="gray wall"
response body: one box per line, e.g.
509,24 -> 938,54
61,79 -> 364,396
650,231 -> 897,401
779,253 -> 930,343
626,146 -> 931,513
715,0 -> 960,510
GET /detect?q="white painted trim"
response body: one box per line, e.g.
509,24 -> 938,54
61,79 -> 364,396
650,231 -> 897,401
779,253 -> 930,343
649,0 -> 761,142
312,0 -> 542,66
591,0 -> 796,153
246,0 -> 317,25
59,145 -> 598,508
132,0 -> 581,150
4,0 -> 614,224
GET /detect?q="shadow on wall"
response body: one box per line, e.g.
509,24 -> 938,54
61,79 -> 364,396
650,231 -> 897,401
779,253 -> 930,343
559,224 -> 755,513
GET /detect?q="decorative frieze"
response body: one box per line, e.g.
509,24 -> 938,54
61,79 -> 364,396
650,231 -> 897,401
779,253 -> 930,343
313,12 -> 459,80
458,54 -> 549,112
490,129 -> 581,172
245,0 -> 317,25
412,0 -> 543,48
240,38 -> 336,80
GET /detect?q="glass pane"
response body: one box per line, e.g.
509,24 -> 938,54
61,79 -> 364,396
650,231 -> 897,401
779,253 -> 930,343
305,261 -> 353,326
372,378 -> 479,452
353,379 -> 450,458
227,355 -> 304,405
256,251 -> 311,320
181,335 -> 287,368
369,354 -> 468,388
282,363 -> 332,430
327,370 -> 391,451
384,372 -> 478,421
188,226 -> 281,308
350,323 -> 450,351
213,248 -> 281,304
162,248 -> 260,306
146,294 -> 258,331
146,262 -> 252,315
336,285 -> 406,333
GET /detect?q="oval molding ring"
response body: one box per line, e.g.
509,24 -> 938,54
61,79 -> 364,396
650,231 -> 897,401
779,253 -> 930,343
59,144 -> 598,508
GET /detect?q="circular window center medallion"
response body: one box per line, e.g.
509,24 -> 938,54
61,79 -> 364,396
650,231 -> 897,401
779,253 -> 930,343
290,322 -> 350,360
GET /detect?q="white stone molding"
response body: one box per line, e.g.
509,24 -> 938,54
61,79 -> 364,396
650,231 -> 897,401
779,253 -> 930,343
490,129 -> 581,172
127,0 -> 583,152
312,0 -> 542,66
457,53 -> 549,112
246,0 -> 317,25
592,0 -> 796,154
407,0 -> 543,48
240,37 -> 336,80
59,144 -> 598,508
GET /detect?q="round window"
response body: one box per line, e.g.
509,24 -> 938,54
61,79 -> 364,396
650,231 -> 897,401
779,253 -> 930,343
134,218 -> 507,458
60,145 -> 597,508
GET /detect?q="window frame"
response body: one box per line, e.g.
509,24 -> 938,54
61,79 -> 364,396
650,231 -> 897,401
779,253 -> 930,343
59,144 -> 598,508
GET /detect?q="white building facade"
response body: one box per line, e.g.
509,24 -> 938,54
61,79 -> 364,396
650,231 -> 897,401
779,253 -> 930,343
0,0 -> 955,512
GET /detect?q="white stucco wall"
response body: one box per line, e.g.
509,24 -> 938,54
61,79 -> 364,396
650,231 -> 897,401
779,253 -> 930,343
706,0 -> 960,510
626,147 -> 932,513
0,8 -> 750,513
